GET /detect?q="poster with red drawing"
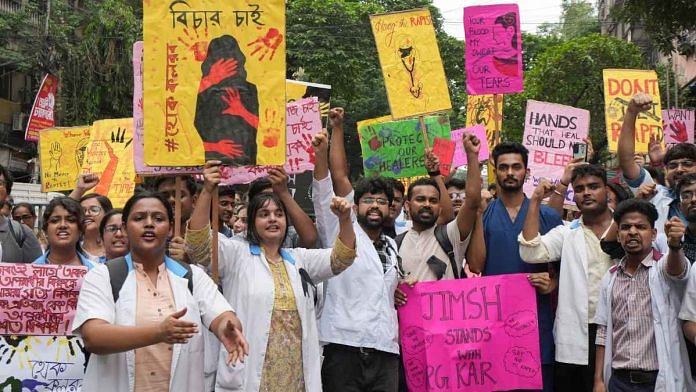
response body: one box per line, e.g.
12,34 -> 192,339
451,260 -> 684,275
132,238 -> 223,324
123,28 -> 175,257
143,0 -> 286,167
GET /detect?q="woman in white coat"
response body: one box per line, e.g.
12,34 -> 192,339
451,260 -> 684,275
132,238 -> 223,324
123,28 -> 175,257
73,191 -> 249,392
186,161 -> 357,391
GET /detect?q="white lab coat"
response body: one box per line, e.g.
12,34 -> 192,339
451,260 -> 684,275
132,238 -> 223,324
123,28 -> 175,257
72,254 -> 233,392
595,250 -> 694,391
312,175 -> 400,354
214,237 -> 351,391
624,168 -> 679,232
519,219 -> 608,365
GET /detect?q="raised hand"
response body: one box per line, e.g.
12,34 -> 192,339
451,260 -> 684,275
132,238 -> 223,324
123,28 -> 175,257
462,133 -> 481,155
648,132 -> 665,164
158,308 -> 198,344
268,166 -> 289,195
329,196 -> 351,221
76,173 -> 100,192
328,107 -> 344,130
665,216 -> 686,249
424,148 -> 440,174
559,157 -> 587,187
168,236 -> 188,263
311,131 -> 329,156
532,178 -> 556,201
627,93 -> 653,116
635,182 -> 657,200
202,160 -> 222,192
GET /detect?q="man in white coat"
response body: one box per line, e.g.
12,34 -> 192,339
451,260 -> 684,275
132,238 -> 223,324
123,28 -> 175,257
519,164 -> 615,392
593,199 -> 693,392
312,108 -> 401,391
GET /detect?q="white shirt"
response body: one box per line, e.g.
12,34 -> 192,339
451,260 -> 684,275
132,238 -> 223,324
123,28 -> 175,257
72,254 -> 233,392
595,250 -> 694,391
624,168 -> 680,233
214,237 -> 345,392
519,219 -> 615,365
312,175 -> 400,354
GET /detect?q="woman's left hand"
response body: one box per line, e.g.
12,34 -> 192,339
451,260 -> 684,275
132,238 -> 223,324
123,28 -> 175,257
330,197 -> 351,221
218,318 -> 249,366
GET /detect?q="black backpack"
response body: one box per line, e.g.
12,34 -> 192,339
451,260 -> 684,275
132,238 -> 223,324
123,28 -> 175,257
7,219 -> 25,248
105,256 -> 193,302
395,225 -> 462,279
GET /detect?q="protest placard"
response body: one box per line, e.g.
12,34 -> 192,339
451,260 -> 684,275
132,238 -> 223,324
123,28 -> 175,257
219,96 -> 321,185
451,125 -> 490,168
603,69 -> 662,153
143,0 -> 286,167
466,95 -> 502,149
133,41 -> 203,175
432,138 -> 455,175
464,5 -> 524,95
522,100 -> 589,205
358,115 -> 452,179
0,263 -> 87,336
398,274 -> 542,392
39,126 -> 91,192
81,118 -> 136,208
662,108 -> 695,146
25,74 -> 58,142
287,79 -> 332,125
370,9 -> 452,119
0,335 -> 87,390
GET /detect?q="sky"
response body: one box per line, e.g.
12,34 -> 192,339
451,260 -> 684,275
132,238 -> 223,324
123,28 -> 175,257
433,0 -> 564,39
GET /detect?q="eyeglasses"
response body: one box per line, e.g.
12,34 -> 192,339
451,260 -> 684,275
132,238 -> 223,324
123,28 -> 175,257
667,159 -> 695,171
83,205 -> 102,215
360,197 -> 389,206
13,214 -> 33,222
449,192 -> 466,200
103,224 -> 124,234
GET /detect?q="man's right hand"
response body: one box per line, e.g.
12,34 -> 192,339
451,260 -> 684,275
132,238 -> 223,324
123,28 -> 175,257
328,107 -> 344,130
532,178 -> 556,202
311,131 -> 329,156
627,93 -> 653,116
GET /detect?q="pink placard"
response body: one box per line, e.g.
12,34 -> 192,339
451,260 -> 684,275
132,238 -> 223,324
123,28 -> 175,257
0,263 -> 87,336
133,42 -> 203,175
522,100 -> 589,205
464,4 -> 524,95
662,109 -> 695,145
398,274 -> 541,391
220,97 -> 321,185
451,124 -> 490,167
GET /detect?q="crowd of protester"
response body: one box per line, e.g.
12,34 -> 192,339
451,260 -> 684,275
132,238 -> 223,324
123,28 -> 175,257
2,95 -> 696,391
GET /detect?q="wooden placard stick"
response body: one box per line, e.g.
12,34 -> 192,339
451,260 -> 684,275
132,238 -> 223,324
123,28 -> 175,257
211,187 -> 220,284
418,115 -> 430,149
492,94 -> 502,146
174,176 -> 182,238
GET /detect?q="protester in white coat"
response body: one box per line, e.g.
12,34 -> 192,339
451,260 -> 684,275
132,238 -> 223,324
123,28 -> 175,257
73,191 -> 248,392
593,199 -> 693,392
186,161 -> 357,392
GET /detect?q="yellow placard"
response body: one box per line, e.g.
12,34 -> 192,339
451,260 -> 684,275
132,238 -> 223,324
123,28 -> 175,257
466,94 -> 503,185
143,1 -> 286,167
39,126 -> 91,192
370,9 -> 452,119
81,119 -> 136,208
603,69 -> 662,153
466,94 -> 503,150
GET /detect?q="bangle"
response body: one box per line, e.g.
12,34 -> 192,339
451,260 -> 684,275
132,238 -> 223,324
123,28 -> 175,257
428,170 -> 441,177
558,181 -> 569,187
553,189 -> 564,196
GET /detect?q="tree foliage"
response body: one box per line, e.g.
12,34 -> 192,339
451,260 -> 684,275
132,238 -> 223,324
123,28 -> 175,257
611,0 -> 696,56
538,0 -> 599,40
